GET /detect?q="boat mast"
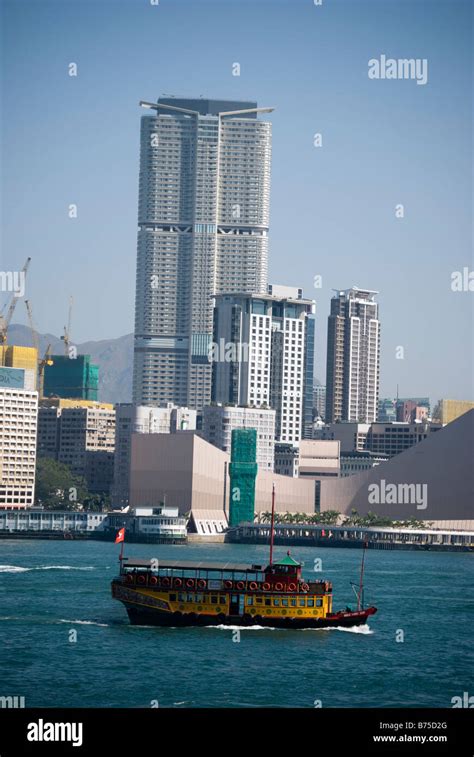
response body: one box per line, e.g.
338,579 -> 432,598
269,483 -> 275,566
357,540 -> 368,610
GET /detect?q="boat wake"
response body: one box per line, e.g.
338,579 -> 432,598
208,623 -> 374,634
57,619 -> 110,627
305,624 -> 374,634
0,564 -> 96,573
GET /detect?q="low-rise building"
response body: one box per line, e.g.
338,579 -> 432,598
340,451 -> 389,477
433,399 -> 474,425
316,420 -> 442,457
0,508 -> 107,531
111,403 -> 197,507
37,399 -> 115,493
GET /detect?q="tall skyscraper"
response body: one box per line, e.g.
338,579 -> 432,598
325,287 -> 380,423
211,287 -> 314,444
133,97 -> 273,411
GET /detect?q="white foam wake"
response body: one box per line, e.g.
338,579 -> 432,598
0,564 -> 95,573
58,619 -> 109,627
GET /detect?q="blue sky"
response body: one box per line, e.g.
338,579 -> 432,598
1,0 -> 472,403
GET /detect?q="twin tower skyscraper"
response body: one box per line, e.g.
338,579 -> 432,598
132,96 -> 380,424
132,97 -> 273,411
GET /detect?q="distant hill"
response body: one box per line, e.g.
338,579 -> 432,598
8,324 -> 133,404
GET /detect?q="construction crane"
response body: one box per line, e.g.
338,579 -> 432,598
24,299 -> 53,399
0,257 -> 32,356
60,296 -> 73,356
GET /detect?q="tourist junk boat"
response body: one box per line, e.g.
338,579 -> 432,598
111,489 -> 377,629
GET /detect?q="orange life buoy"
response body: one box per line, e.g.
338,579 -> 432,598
302,582 -> 309,592
138,575 -> 146,584
275,582 -> 284,591
174,578 -> 182,588
161,577 -> 171,587
197,579 -> 206,589
150,575 -> 158,585
186,578 -> 195,589
288,582 -> 296,591
236,581 -> 245,591
262,582 -> 271,591
125,574 -> 134,584
249,581 -> 258,591
224,580 -> 233,589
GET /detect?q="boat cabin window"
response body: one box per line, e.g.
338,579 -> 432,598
219,596 -> 226,604
170,594 -> 176,602
265,598 -> 271,606
299,599 -> 305,607
290,599 -> 297,607
256,597 -> 263,604
178,593 -> 185,602
282,599 -> 288,607
210,595 -> 218,604
307,599 -> 314,607
246,597 -> 254,606
187,594 -> 194,602
316,599 -> 323,607
273,598 -> 280,606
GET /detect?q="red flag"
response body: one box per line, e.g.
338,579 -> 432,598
115,527 -> 125,544
321,529 -> 326,537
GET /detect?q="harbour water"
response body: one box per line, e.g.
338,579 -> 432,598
0,539 -> 472,708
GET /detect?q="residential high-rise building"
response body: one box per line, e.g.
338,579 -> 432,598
325,287 -> 380,423
0,367 -> 38,508
211,288 -> 314,444
133,97 -> 273,411
313,382 -> 326,420
202,403 -> 275,471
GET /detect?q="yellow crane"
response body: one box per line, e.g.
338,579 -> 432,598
24,299 -> 53,398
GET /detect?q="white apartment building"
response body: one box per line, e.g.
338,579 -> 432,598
211,288 -> 314,444
202,404 -> 275,471
133,97 -> 273,412
326,287 -> 380,423
0,370 -> 38,508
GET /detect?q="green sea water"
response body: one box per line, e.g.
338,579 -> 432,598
0,539 -> 472,708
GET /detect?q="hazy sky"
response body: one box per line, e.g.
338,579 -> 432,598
1,0 -> 472,404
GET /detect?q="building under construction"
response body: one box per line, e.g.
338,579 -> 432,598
43,355 -> 99,401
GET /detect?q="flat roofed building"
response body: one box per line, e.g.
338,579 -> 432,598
211,289 -> 314,444
133,97 -> 273,411
202,404 -> 275,471
0,370 -> 38,508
